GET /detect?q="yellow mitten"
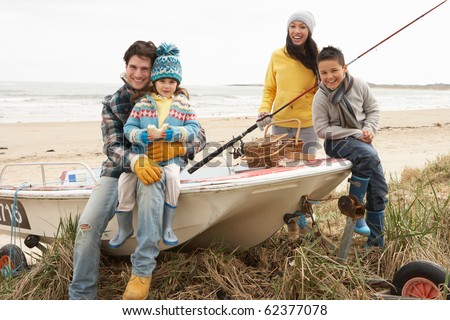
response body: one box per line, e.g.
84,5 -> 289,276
147,141 -> 185,162
133,157 -> 162,185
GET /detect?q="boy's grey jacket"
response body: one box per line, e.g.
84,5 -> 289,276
313,77 -> 380,140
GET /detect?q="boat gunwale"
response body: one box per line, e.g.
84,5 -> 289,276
0,158 -> 351,198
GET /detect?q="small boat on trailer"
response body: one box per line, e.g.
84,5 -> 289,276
0,159 -> 352,256
2,160 -> 449,300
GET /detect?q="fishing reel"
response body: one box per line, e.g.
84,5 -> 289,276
231,139 -> 245,159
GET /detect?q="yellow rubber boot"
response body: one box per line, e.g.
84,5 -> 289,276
122,274 -> 152,300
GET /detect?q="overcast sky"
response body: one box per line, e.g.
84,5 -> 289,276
1,0 -> 448,86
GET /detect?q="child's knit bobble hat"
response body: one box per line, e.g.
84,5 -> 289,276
151,42 -> 182,83
287,10 -> 315,35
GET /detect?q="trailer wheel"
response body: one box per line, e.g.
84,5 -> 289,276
0,244 -> 28,275
390,260 -> 449,299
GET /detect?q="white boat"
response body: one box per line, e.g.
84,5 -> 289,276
0,159 -> 351,256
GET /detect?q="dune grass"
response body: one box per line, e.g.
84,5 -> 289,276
1,153 -> 449,300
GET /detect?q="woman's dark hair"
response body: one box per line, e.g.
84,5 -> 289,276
285,34 -> 318,75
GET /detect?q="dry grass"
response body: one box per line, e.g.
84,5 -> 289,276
1,153 -> 449,300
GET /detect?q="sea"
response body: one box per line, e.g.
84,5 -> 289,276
0,81 -> 449,123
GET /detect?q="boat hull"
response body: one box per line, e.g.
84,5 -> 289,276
175,165 -> 349,252
0,159 -> 351,255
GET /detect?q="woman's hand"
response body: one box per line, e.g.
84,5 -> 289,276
256,112 -> 273,130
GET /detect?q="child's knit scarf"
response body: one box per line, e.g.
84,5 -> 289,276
319,72 -> 361,129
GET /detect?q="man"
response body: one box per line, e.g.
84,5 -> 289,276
68,40 -> 206,300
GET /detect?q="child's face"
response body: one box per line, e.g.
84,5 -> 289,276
318,59 -> 347,90
155,78 -> 178,98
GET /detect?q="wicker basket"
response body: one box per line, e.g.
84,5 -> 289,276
242,134 -> 287,167
242,119 -> 303,167
275,119 -> 303,157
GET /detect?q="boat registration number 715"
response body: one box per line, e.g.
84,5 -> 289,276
0,199 -> 31,230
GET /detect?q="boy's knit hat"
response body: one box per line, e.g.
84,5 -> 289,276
287,10 -> 315,35
151,42 -> 182,83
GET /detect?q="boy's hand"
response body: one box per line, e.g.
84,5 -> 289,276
359,130 -> 373,144
133,158 -> 162,185
147,141 -> 185,162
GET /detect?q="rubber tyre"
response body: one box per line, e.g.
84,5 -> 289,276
0,244 -> 28,273
390,260 -> 449,299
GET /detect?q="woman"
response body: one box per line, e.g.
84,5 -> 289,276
257,10 -> 319,156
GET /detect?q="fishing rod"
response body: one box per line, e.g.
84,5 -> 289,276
188,0 -> 447,174
347,0 -> 447,65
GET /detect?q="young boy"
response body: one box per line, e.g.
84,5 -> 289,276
109,42 -> 200,249
312,46 -> 388,247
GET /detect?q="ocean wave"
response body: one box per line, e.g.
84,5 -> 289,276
0,82 -> 449,123
0,97 -> 36,102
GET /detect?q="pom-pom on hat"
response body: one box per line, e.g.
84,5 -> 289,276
286,10 -> 315,35
151,42 -> 182,83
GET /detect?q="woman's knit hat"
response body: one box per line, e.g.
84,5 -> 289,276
151,42 -> 182,83
286,10 -> 315,35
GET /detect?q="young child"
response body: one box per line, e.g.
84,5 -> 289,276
109,42 -> 200,248
312,46 -> 388,247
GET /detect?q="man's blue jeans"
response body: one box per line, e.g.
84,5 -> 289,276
68,174 -> 165,299
324,137 -> 388,211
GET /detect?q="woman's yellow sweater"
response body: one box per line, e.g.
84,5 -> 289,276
258,47 -> 317,128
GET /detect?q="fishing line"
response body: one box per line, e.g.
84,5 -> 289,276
347,0 -> 447,66
188,0 -> 447,174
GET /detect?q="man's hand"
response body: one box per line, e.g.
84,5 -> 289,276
133,157 -> 162,185
147,141 -> 185,162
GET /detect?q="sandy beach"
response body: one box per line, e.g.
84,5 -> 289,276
0,109 -> 449,257
1,109 -> 449,179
